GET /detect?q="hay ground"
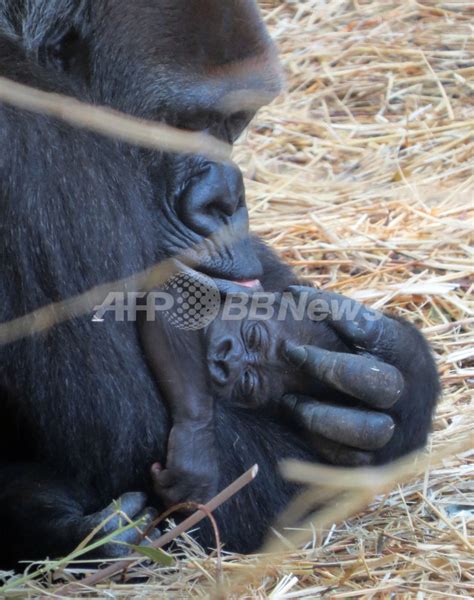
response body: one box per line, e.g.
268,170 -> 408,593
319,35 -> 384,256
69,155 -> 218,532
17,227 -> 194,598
3,0 -> 473,598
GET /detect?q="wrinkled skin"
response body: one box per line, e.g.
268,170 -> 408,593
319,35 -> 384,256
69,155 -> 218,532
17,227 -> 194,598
0,0 -> 440,568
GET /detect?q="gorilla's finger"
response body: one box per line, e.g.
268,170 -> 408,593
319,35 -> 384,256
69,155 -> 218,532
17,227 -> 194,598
144,527 -> 163,543
284,343 -> 404,408
287,286 -> 400,357
89,492 -> 148,534
135,507 -> 159,530
282,395 -> 395,450
310,434 -> 374,467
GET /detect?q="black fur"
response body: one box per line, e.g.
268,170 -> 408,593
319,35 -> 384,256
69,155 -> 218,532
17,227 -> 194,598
0,0 -> 439,569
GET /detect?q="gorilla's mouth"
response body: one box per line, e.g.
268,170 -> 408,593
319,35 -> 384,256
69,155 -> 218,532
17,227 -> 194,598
214,276 -> 263,295
232,279 -> 262,289
173,260 -> 263,294
234,279 -> 261,288
198,270 -> 263,295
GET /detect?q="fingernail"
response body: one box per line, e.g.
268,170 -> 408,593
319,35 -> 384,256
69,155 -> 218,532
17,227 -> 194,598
283,341 -> 307,367
151,462 -> 163,476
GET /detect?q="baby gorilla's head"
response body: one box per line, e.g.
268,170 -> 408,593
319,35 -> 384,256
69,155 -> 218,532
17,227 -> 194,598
204,292 -> 345,408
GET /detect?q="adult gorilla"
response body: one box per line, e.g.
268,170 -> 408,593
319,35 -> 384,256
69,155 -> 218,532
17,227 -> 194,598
0,0 -> 439,567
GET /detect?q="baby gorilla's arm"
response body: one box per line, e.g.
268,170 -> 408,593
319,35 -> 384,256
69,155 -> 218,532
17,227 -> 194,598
139,310 -> 219,507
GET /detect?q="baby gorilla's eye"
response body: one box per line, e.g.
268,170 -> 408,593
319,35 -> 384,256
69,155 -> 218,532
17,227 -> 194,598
240,369 -> 256,398
246,323 -> 261,352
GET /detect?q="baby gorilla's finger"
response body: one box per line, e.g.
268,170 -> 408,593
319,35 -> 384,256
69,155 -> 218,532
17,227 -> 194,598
150,464 -> 174,496
282,395 -> 395,450
287,286 -> 399,358
284,343 -> 404,409
151,463 -> 216,508
151,469 -> 185,508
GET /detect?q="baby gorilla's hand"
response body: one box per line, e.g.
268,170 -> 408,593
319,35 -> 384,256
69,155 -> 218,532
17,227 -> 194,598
150,421 -> 219,507
281,287 -> 439,466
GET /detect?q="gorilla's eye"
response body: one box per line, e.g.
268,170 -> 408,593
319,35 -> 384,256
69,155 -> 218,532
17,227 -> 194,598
225,111 -> 254,142
240,369 -> 257,398
178,111 -> 253,142
246,322 -> 261,352
178,112 -> 212,132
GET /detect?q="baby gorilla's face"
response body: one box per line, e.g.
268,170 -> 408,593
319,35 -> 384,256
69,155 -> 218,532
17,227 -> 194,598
204,298 -> 340,407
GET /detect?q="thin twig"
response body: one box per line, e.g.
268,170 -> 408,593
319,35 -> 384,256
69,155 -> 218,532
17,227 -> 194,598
56,465 -> 258,596
0,76 -> 231,161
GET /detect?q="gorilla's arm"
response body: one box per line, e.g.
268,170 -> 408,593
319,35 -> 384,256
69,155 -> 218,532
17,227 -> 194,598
0,463 -> 159,568
139,310 -> 219,506
0,36 -> 162,566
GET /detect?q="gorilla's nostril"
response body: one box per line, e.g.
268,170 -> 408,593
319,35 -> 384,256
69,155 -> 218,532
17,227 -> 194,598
207,198 -> 232,218
209,335 -> 243,386
178,161 -> 246,237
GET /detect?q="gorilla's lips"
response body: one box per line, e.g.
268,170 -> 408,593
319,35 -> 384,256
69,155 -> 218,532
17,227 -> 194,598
172,260 -> 263,294
210,276 -> 263,295
232,279 -> 261,288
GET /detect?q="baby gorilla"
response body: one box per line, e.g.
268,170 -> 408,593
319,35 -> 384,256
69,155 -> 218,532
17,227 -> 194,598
140,284 -> 404,507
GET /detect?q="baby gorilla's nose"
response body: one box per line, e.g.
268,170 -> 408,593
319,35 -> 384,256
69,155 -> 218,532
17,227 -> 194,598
209,335 -> 243,386
178,161 -> 245,237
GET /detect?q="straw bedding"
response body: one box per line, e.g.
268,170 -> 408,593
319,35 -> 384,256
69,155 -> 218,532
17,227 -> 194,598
2,0 -> 472,597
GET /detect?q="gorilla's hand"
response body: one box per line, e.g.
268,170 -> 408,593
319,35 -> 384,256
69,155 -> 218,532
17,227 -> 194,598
80,492 -> 159,558
281,287 -> 440,466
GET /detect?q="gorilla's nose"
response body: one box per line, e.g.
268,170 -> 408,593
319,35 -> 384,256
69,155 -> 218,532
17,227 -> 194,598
179,162 -> 245,237
209,336 -> 243,386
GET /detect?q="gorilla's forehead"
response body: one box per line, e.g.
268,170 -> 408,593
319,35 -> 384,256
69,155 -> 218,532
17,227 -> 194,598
91,0 -> 283,115
95,0 -> 273,62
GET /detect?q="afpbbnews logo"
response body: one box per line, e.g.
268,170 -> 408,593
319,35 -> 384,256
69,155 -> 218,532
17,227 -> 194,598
93,272 -> 383,330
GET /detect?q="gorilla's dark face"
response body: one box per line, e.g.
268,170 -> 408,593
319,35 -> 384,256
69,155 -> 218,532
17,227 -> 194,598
86,0 -> 282,126
47,0 -> 281,287
206,313 -> 306,407
3,1 -> 281,285
204,297 -> 344,408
